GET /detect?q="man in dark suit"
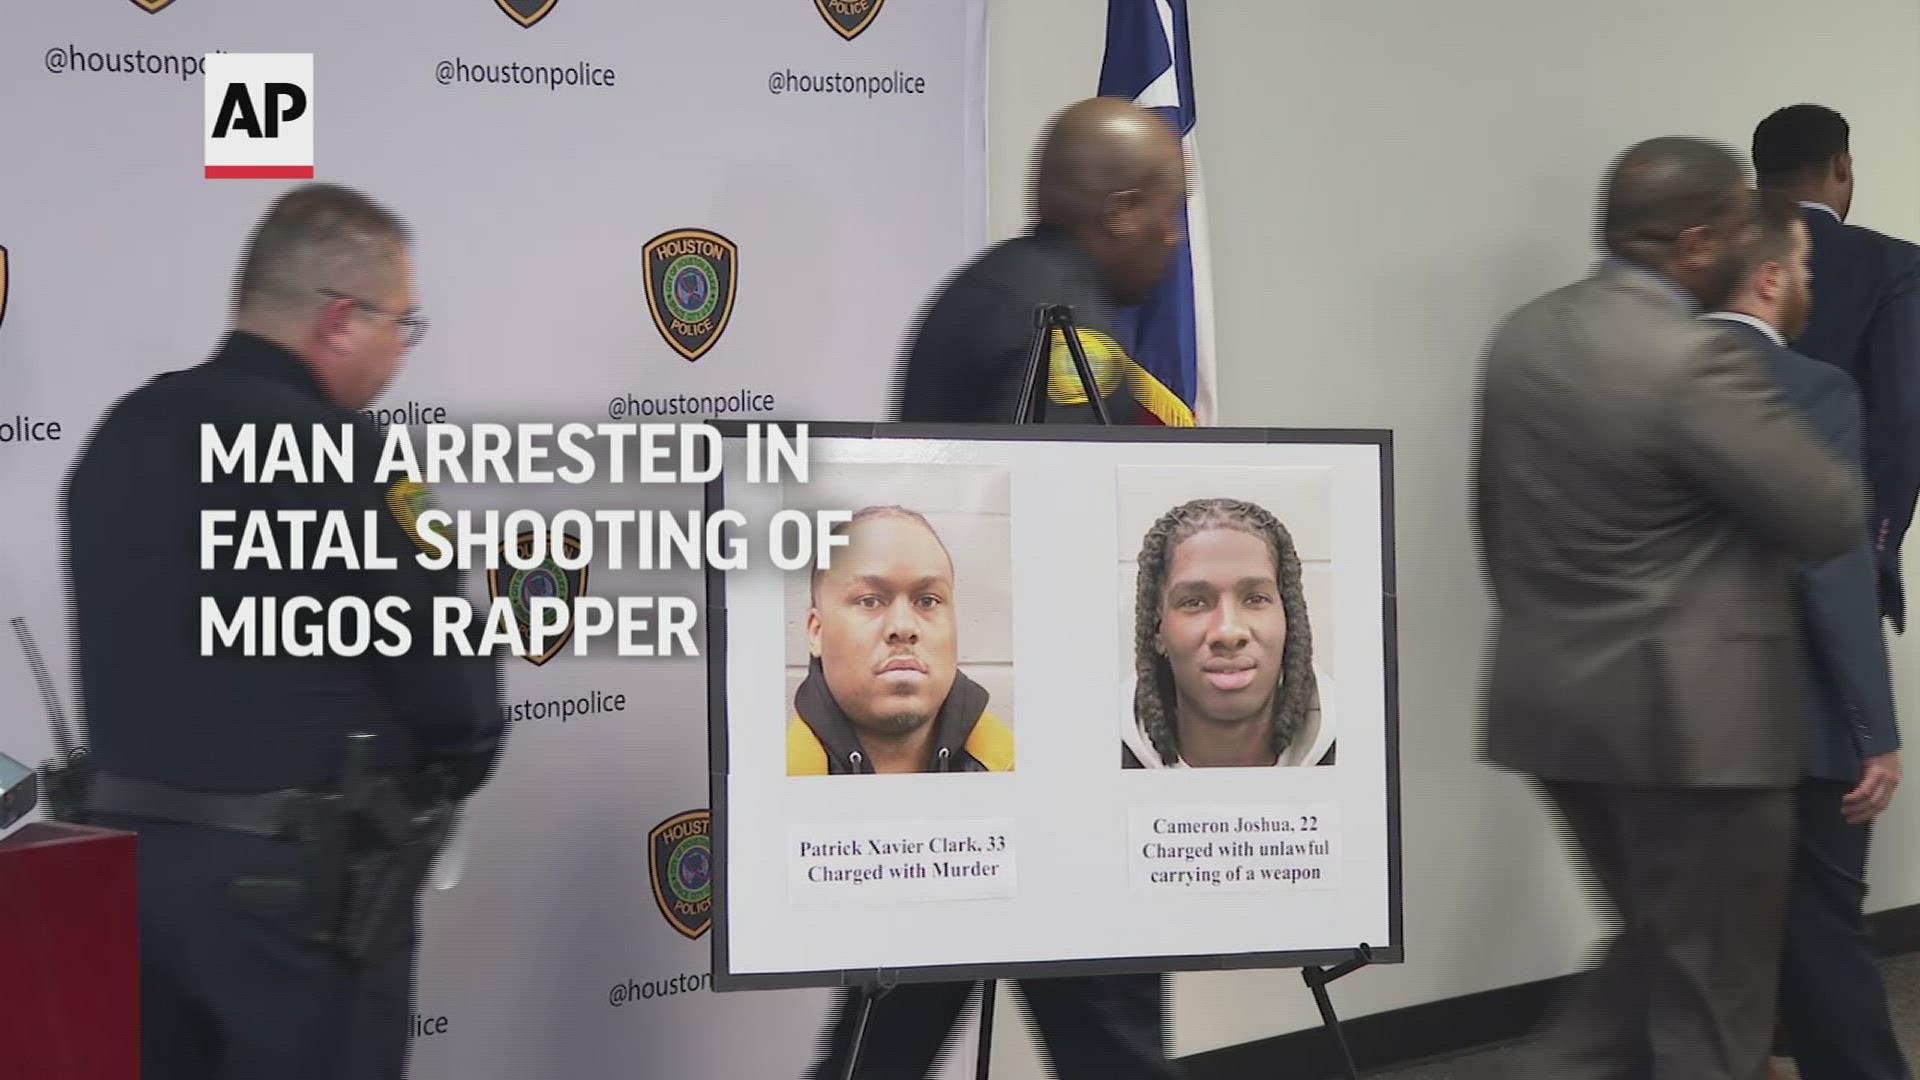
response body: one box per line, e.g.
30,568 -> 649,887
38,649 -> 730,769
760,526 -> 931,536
1706,190 -> 1910,1080
1472,138 -> 1866,1080
1754,104 -> 1920,634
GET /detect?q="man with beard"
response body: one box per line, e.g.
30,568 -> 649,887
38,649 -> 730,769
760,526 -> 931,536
1703,190 -> 1908,1080
1472,137 -> 1865,1079
787,505 -> 1012,776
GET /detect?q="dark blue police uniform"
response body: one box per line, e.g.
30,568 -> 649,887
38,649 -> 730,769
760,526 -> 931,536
64,330 -> 506,1079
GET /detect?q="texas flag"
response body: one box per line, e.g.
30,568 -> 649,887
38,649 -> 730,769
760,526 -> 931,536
1098,0 -> 1217,426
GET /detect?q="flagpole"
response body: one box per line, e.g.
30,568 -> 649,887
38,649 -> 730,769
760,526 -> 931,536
1184,129 -> 1218,425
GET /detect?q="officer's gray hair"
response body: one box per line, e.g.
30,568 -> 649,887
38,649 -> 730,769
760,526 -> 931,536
234,183 -> 410,321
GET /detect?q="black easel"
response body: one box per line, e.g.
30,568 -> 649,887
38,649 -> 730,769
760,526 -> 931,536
837,974 -> 1002,1080
1013,304 -> 1114,426
971,978 -> 998,1080
923,305 -> 1116,1080
845,329 -> 1358,1079
838,971 -> 893,1080
1301,944 -> 1374,1080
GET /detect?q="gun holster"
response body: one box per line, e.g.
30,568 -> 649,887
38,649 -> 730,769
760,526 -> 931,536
290,738 -> 458,963
88,733 -> 458,965
331,780 -> 457,962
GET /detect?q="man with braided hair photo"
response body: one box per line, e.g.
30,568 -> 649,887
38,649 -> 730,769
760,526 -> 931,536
1121,497 -> 1335,769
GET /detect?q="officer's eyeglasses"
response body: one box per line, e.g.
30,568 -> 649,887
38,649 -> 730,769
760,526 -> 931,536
317,288 -> 430,349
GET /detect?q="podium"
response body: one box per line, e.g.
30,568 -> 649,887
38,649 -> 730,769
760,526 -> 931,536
0,822 -> 140,1080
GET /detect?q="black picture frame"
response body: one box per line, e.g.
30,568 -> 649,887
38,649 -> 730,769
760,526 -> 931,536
704,420 -> 1401,992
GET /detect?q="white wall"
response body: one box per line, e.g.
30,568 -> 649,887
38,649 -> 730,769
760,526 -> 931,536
982,0 -> 1920,1070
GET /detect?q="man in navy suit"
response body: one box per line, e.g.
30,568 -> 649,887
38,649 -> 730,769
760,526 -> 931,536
1705,189 -> 1909,1080
1755,104 -> 1920,634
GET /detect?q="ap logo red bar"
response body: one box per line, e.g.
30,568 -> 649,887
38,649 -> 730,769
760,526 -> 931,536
203,54 -> 314,180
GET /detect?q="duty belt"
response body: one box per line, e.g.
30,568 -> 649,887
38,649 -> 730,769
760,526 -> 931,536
88,772 -> 324,841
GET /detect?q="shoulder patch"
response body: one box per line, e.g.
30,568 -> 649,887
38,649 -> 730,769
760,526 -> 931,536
385,478 -> 441,554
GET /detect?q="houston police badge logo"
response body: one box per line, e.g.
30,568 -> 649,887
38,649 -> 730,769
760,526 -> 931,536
815,0 -> 886,40
643,229 -> 737,362
486,530 -> 587,665
650,809 -> 713,940
495,0 -> 556,27
129,0 -> 177,11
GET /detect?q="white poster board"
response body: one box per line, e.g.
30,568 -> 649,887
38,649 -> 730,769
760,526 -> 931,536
708,424 -> 1402,989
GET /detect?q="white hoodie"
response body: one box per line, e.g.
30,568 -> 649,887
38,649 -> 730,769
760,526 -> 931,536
1119,666 -> 1336,768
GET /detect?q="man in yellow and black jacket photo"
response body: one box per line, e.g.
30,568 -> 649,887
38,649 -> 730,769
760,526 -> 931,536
786,505 -> 1013,777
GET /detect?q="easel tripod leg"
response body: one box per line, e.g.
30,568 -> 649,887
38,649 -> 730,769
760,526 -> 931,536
1011,305 -> 1112,427
842,985 -> 882,1080
1054,310 -> 1114,425
974,977 -> 996,1080
1303,966 -> 1360,1080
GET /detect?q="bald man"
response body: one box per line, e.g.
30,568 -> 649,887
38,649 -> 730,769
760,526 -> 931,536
1473,138 -> 1864,1079
893,97 -> 1194,426
787,506 -> 1014,776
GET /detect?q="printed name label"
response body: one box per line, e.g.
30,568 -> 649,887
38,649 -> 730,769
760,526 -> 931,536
1130,804 -> 1340,894
790,819 -> 1016,904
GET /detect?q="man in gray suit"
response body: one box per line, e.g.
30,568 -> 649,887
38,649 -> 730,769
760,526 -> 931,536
1703,190 -> 1908,1080
1471,138 -> 1867,1080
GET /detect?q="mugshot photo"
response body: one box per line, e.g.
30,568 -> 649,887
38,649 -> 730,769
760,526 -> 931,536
1117,466 -> 1337,769
779,462 -> 1015,777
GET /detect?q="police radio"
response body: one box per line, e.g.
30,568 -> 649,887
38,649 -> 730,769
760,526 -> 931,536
10,617 -> 93,824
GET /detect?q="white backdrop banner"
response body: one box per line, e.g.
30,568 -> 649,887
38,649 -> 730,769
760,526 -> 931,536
0,1 -> 987,1076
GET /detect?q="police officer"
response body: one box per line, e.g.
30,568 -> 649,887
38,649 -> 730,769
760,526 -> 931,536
813,98 -> 1190,1080
64,183 -> 506,1079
